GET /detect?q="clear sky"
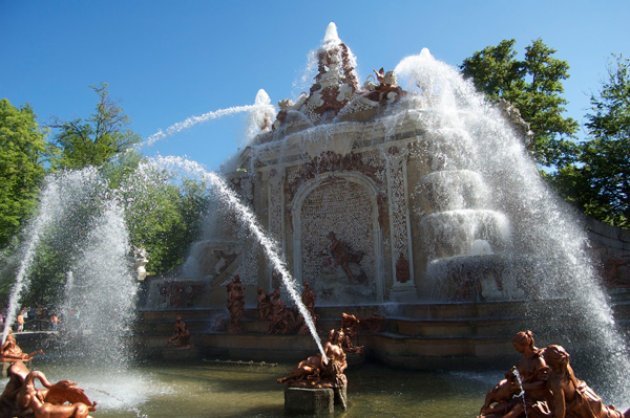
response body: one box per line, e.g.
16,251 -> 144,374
2,0 -> 629,171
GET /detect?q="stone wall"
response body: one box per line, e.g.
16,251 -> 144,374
584,217 -> 630,287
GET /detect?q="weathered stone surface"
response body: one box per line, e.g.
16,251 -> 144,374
284,387 -> 334,415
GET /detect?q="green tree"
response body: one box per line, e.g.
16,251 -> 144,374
123,169 -> 210,275
51,84 -> 140,170
461,39 -> 579,167
0,99 -> 47,248
551,56 -> 629,227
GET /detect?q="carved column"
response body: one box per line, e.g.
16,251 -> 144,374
237,175 -> 257,286
384,146 -> 416,300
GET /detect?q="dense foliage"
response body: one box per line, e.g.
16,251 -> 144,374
0,85 -> 211,307
0,100 -> 47,249
549,56 -> 630,227
460,39 -> 579,167
49,84 -> 141,170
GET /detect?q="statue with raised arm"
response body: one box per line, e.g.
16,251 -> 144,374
1,331 -> 43,363
277,328 -> 347,388
340,313 -> 363,354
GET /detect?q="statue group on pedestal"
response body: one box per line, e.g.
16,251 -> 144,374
478,330 -> 630,418
277,327 -> 349,410
254,282 -> 320,335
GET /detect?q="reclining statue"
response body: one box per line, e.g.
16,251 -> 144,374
0,360 -> 96,418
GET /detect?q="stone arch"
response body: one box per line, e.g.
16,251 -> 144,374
292,172 -> 384,304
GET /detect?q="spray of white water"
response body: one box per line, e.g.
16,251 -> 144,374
145,93 -> 276,147
60,199 -> 137,369
141,156 -> 327,361
393,48 -> 630,404
1,168 -> 103,344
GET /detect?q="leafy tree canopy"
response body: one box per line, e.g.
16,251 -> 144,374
50,83 -> 140,170
550,56 -> 630,228
0,99 -> 47,248
460,39 -> 579,167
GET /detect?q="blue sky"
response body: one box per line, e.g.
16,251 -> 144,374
2,0 -> 629,170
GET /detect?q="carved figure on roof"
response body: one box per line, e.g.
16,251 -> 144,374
363,67 -> 405,105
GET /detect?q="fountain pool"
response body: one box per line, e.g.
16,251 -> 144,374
2,360 -> 493,417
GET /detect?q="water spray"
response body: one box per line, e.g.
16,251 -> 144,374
143,156 -> 327,360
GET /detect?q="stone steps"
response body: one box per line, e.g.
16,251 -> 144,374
133,294 -> 630,368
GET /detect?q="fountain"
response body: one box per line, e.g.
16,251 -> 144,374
2,22 -> 629,416
139,22 -> 629,404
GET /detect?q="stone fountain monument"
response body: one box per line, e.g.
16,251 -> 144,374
139,24 -> 630,382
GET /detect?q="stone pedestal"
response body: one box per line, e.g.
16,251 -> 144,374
284,387 -> 334,415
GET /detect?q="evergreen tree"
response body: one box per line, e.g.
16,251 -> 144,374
50,83 -> 140,170
551,56 -> 629,227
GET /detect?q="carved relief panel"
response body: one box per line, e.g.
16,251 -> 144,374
293,174 -> 383,304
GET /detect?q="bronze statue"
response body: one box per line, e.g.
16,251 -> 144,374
167,316 -> 191,348
340,313 -> 363,354
226,275 -> 245,333
0,360 -> 96,418
267,287 -> 298,334
256,288 -> 271,320
278,329 -> 348,386
544,344 -> 630,418
297,283 -> 317,335
478,330 -> 551,418
1,331 -> 43,362
478,331 -> 630,418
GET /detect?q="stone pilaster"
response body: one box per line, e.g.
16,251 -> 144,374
267,167 -> 285,288
384,145 -> 416,301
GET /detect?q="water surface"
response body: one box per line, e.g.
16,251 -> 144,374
4,361 -> 494,417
